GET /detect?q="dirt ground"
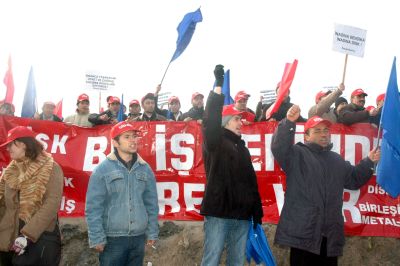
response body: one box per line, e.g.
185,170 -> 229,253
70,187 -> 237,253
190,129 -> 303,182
60,218 -> 400,266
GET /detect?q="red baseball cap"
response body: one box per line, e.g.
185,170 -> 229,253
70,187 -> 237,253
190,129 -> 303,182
234,91 -> 250,102
351,88 -> 368,97
315,90 -> 332,104
222,105 -> 243,117
77,93 -> 89,102
43,101 -> 56,107
168,96 -> 180,104
376,93 -> 385,104
304,116 -> 332,132
191,92 -> 204,101
129,99 -> 140,107
365,105 -> 375,112
110,121 -> 140,139
107,96 -> 120,104
0,126 -> 36,147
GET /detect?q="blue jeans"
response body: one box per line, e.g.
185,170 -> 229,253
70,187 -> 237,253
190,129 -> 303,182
99,235 -> 145,266
201,216 -> 249,266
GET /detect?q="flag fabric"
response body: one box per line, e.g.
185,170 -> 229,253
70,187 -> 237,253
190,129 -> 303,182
117,94 -> 124,122
377,57 -> 400,198
54,99 -> 63,119
246,220 -> 277,266
265,59 -> 298,120
3,55 -> 15,104
21,67 -> 38,118
170,8 -> 203,62
222,69 -> 234,105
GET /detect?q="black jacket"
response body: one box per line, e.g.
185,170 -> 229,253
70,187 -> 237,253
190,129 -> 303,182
88,110 -> 127,125
181,106 -> 204,121
200,91 -> 263,222
271,119 -> 374,256
337,103 -> 370,125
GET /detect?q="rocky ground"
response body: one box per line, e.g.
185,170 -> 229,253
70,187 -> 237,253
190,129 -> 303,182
60,218 -> 399,266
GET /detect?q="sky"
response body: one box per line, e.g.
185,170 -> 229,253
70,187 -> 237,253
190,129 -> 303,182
0,0 -> 399,118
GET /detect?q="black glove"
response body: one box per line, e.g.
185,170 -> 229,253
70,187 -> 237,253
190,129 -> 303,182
253,216 -> 262,229
214,64 -> 225,87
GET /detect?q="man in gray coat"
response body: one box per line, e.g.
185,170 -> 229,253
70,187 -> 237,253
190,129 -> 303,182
271,106 -> 380,265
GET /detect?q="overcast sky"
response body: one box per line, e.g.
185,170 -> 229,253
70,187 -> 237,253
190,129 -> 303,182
0,0 -> 399,118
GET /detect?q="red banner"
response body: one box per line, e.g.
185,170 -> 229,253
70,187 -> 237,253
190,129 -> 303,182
0,116 -> 399,237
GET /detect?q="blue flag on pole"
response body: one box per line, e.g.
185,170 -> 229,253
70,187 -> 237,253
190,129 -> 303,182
222,69 -> 234,105
377,57 -> 400,198
21,66 -> 37,118
170,8 -> 202,62
117,94 -> 124,122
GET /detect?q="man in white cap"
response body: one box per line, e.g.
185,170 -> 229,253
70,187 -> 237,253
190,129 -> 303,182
34,101 -> 62,122
85,121 -> 159,266
200,65 -> 263,265
271,106 -> 381,265
64,93 -> 93,127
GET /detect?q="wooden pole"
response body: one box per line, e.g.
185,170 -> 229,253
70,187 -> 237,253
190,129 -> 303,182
99,91 -> 102,113
342,54 -> 348,84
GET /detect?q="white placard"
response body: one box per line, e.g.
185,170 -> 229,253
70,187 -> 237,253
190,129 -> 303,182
85,72 -> 117,91
332,23 -> 367,57
260,89 -> 276,105
157,91 -> 171,108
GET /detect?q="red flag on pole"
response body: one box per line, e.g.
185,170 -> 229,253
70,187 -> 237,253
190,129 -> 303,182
54,99 -> 63,119
265,59 -> 298,120
3,55 -> 15,104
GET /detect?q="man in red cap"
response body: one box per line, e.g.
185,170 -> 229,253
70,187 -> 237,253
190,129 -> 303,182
88,96 -> 127,125
85,121 -> 159,266
64,93 -> 93,127
200,65 -> 263,265
369,93 -> 386,127
181,91 -> 204,123
135,92 -> 166,121
33,101 -> 62,122
271,105 -> 381,265
126,99 -> 142,122
308,83 -> 345,123
152,84 -> 183,121
338,88 -> 378,125
223,90 -> 256,124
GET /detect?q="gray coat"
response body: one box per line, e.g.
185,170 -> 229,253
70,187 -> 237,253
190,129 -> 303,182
271,119 -> 374,256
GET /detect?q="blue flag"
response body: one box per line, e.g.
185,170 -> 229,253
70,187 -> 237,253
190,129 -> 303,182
21,66 -> 37,118
377,57 -> 400,198
170,8 -> 202,62
246,220 -> 277,266
222,69 -> 234,105
117,94 -> 124,122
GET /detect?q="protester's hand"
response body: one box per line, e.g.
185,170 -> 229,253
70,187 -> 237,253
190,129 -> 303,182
214,64 -> 225,87
253,217 -> 262,229
33,112 -> 40,120
286,104 -> 300,122
110,118 -> 119,124
338,83 -> 345,91
94,244 -> 105,253
12,236 -> 30,255
197,119 -> 203,125
369,108 -> 378,116
242,120 -> 251,126
183,117 -> 193,122
155,84 -> 161,96
146,240 -> 157,250
259,95 -> 263,102
99,114 -> 109,121
368,147 -> 381,163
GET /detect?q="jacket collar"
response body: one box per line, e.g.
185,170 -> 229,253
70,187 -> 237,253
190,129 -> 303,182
107,151 -> 147,165
222,128 -> 242,144
301,141 -> 333,152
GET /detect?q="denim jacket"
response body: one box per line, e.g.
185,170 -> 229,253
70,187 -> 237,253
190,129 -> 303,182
85,152 -> 159,248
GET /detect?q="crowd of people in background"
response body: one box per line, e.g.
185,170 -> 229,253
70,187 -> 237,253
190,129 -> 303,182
0,82 -> 386,129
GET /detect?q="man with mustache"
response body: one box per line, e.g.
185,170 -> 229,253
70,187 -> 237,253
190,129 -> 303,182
64,93 -> 93,127
337,88 -> 378,125
271,106 -> 380,265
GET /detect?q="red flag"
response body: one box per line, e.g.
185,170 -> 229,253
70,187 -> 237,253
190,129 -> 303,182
265,59 -> 298,120
55,99 -> 63,119
3,55 -> 15,104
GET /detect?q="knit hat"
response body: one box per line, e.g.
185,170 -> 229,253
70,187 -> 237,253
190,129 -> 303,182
334,97 -> 348,108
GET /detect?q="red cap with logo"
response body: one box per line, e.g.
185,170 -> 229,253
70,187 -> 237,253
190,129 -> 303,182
304,116 -> 332,132
234,91 -> 250,102
315,91 -> 331,103
222,105 -> 243,117
77,93 -> 89,102
129,100 -> 140,106
168,96 -> 180,104
376,93 -> 385,104
0,126 -> 36,147
351,88 -> 368,97
43,101 -> 56,107
191,92 -> 204,101
107,96 -> 121,104
110,121 -> 140,139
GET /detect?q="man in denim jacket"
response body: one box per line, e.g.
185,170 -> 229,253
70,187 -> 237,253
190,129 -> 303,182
85,121 -> 159,266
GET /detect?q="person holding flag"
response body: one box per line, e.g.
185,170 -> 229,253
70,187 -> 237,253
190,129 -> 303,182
271,106 -> 381,265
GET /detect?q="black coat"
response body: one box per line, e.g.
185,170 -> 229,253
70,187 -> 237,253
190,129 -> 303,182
200,91 -> 263,222
88,110 -> 127,125
181,106 -> 204,121
271,119 -> 374,256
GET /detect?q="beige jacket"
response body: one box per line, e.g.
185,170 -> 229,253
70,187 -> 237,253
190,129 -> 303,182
308,88 -> 343,123
0,162 -> 63,251
64,111 -> 93,127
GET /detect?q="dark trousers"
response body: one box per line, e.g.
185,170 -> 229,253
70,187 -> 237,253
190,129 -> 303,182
0,251 -> 13,266
290,237 -> 338,266
99,235 -> 146,266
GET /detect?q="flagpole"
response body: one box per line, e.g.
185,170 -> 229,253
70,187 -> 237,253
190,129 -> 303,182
160,61 -> 172,85
99,91 -> 102,113
342,54 -> 348,84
